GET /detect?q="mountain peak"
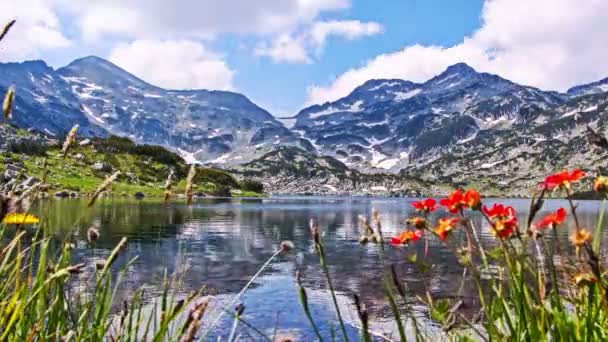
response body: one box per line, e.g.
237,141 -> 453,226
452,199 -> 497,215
444,62 -> 477,75
58,55 -> 153,89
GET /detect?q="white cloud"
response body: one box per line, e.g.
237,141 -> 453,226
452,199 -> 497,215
309,20 -> 383,49
109,40 -> 235,90
0,0 -> 71,61
307,0 -> 608,105
256,20 -> 383,64
255,34 -> 312,64
58,0 -> 350,39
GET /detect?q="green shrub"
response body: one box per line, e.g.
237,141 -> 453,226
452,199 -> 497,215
240,179 -> 264,193
194,167 -> 239,189
211,186 -> 232,197
6,140 -> 49,156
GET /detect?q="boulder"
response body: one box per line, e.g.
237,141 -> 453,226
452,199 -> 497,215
55,190 -> 70,198
79,139 -> 91,146
134,192 -> 145,199
126,172 -> 138,182
92,162 -> 112,172
22,176 -> 41,188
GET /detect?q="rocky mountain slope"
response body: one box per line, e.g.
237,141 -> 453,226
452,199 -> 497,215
230,146 -> 442,195
290,63 -> 608,194
0,57 -> 308,165
293,63 -> 567,173
4,56 -> 608,195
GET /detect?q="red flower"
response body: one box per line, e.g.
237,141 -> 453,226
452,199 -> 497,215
493,216 -> 518,239
411,198 -> 439,213
434,217 -> 460,241
536,208 -> 567,229
391,230 -> 423,245
541,169 -> 586,191
483,204 -> 515,219
440,189 -> 466,213
464,189 -> 482,211
483,204 -> 518,239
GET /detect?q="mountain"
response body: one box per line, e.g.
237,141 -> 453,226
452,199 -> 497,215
404,91 -> 608,195
293,63 -> 568,173
4,56 -> 608,195
0,56 -> 308,164
567,77 -> 608,97
229,146 -> 436,195
0,60 -> 107,137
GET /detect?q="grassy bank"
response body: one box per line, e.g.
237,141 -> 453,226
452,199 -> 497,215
0,135 -> 265,198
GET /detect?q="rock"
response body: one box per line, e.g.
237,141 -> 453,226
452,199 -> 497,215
69,192 -> 78,197
92,162 -> 112,172
134,192 -> 145,199
5,164 -> 23,173
3,169 -> 19,182
74,153 -> 85,160
79,139 -> 91,146
22,176 -> 41,188
55,191 -> 70,198
126,172 -> 137,182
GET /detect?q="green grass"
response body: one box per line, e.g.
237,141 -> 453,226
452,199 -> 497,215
1,144 -> 264,198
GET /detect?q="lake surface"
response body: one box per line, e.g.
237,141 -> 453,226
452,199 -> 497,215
36,196 -> 608,340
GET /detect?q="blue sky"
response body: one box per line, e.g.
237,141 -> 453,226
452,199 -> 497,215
229,0 -> 484,115
2,0 -> 608,116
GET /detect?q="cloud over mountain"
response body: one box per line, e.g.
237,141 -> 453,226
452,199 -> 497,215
307,0 -> 608,105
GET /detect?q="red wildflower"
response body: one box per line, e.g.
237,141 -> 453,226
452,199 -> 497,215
440,189 -> 466,213
483,204 -> 518,239
391,230 -> 423,245
536,208 -> 567,229
411,198 -> 439,213
483,204 -> 515,219
433,217 -> 460,241
541,169 -> 586,191
464,189 -> 482,211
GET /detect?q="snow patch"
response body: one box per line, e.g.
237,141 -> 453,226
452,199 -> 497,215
143,93 -> 162,98
32,93 -> 48,104
582,105 -> 598,112
324,184 -> 337,192
480,159 -> 505,169
82,105 -> 105,124
309,100 -> 364,119
435,73 -> 458,85
368,81 -> 401,91
358,119 -> 388,128
377,158 -> 399,170
457,132 -> 477,144
394,88 -> 422,101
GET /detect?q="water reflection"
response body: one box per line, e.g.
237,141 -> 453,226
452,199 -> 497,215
36,196 -> 607,340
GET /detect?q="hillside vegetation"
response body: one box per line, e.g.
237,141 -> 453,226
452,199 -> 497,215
0,133 -> 264,198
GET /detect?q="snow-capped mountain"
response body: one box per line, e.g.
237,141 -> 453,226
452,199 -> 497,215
4,56 -> 608,194
293,63 -> 569,172
567,77 -> 608,97
0,56 -> 307,164
0,60 -> 107,137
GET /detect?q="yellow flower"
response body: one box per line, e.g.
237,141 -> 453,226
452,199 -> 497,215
570,229 -> 592,248
574,272 -> 597,287
594,176 -> 608,193
2,213 -> 40,225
